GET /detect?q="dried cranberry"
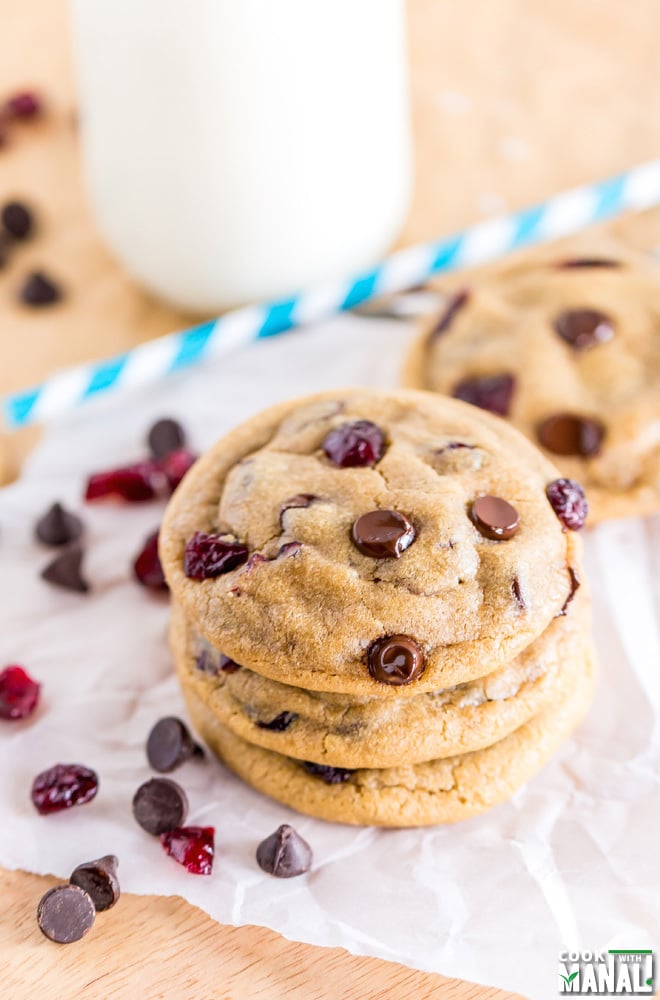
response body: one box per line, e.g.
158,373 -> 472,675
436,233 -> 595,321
85,461 -> 167,503
6,91 -> 42,118
133,531 -> 168,590
427,288 -> 470,339
302,762 -> 355,784
0,665 -> 40,720
160,826 -> 214,875
31,763 -> 98,815
545,478 -> 588,530
159,449 -> 197,492
322,421 -> 385,468
452,374 -> 516,417
184,532 -> 249,579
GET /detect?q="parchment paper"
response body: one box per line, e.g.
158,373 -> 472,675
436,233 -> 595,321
0,315 -> 658,999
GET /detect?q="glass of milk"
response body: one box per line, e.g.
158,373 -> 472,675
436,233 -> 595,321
69,0 -> 411,314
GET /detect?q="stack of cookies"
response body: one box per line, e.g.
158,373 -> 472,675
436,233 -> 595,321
404,241 -> 660,522
160,389 -> 595,827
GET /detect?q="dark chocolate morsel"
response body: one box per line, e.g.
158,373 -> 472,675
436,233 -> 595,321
132,777 -> 188,836
70,855 -> 120,912
302,762 -> 355,784
41,544 -> 89,593
452,373 -> 516,417
20,270 -> 62,306
256,711 -> 298,732
146,716 -> 203,772
553,309 -> 614,350
37,884 -> 96,944
512,577 -> 527,609
2,200 -> 34,240
351,509 -> 416,559
557,258 -> 621,269
537,414 -> 605,457
556,567 -> 580,617
147,418 -> 187,459
256,824 -> 312,878
367,635 -> 425,686
470,496 -> 520,541
427,288 -> 470,340
35,502 -> 84,547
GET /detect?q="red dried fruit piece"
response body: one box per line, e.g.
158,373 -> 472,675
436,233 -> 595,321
322,420 -> 385,468
0,665 -> 40,720
133,531 -> 168,590
184,532 -> 249,580
160,825 -> 214,875
85,461 -> 167,503
159,449 -> 197,492
546,478 -> 588,531
31,763 -> 98,815
6,90 -> 42,118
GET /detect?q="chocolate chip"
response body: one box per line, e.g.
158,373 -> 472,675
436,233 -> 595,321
558,258 -> 620,269
279,494 -> 318,528
512,577 -> 527,609
470,496 -> 520,540
20,270 -> 62,306
256,711 -> 297,732
35,502 -> 84,547
37,884 -> 96,944
427,288 -> 470,340
147,418 -> 187,459
256,824 -> 312,878
146,716 -> 203,772
132,777 -> 188,835
554,309 -> 614,350
452,373 -> 516,417
2,200 -> 33,240
302,762 -> 355,784
367,635 -> 425,686
70,855 -> 120,912
556,567 -> 580,617
537,414 -> 605,457
218,653 -> 241,673
351,509 -> 416,559
41,544 -> 89,593
195,649 -> 241,675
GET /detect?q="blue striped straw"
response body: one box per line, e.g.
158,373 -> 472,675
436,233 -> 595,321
5,158 -> 660,429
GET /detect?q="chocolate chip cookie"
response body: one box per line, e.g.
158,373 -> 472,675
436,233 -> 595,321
160,389 -> 583,697
404,243 -> 660,522
181,647 -> 595,827
171,585 -> 591,768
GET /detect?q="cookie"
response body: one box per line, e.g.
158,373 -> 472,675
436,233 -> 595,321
404,244 -> 660,522
171,584 -> 591,768
181,648 -> 595,827
160,389 -> 581,696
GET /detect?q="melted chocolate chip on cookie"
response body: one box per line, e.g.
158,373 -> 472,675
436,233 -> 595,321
470,496 -> 519,541
367,635 -> 425,685
554,309 -> 614,351
537,414 -> 605,457
351,510 -> 416,558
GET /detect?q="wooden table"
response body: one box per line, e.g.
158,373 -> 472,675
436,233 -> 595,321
1,0 -> 658,995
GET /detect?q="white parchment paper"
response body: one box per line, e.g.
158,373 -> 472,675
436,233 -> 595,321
0,315 -> 658,999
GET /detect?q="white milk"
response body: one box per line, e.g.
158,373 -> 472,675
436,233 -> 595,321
69,0 -> 411,313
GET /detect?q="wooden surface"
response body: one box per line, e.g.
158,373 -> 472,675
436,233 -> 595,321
1,1 -> 658,996
0,868 -> 518,1000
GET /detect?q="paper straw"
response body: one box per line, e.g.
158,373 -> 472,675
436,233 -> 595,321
5,158 -> 660,430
